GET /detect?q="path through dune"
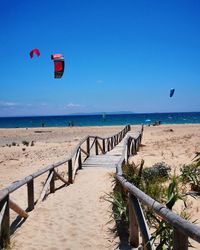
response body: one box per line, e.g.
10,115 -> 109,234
12,168 -> 118,250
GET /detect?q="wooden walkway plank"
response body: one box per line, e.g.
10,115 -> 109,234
82,164 -> 117,168
83,156 -> 121,163
82,131 -> 133,169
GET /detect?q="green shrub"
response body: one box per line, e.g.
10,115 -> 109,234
142,162 -> 171,182
107,160 -> 191,249
106,191 -> 128,224
193,152 -> 200,167
180,152 -> 200,191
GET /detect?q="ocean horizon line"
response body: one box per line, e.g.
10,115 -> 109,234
0,110 -> 200,119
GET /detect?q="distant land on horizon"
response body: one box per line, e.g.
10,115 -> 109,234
68,111 -> 135,116
68,111 -> 200,116
0,111 -> 200,118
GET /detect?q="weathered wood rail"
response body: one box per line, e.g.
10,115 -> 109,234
0,125 -> 130,248
115,127 -> 200,250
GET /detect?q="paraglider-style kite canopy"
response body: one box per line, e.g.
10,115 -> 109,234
29,48 -> 40,58
170,88 -> 175,97
51,53 -> 64,79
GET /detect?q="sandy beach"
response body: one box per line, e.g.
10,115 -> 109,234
0,124 -> 200,249
130,124 -> 200,224
0,126 -> 133,189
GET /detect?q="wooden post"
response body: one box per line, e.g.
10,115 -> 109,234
130,140 -> 133,155
134,139 -> 137,153
86,137 -> 90,157
102,139 -> 105,154
78,149 -> 82,169
0,196 -> 10,249
120,132 -> 122,141
111,137 -> 113,149
137,137 -> 140,150
125,144 -> 128,163
131,140 -> 134,154
173,228 -> 188,250
130,195 -> 153,250
137,138 -> 140,151
127,138 -> 130,158
68,159 -> 73,184
27,179 -> 34,211
128,194 -> 139,247
95,138 -> 99,155
114,136 -> 116,146
50,170 -> 55,193
125,138 -> 130,161
107,139 -> 110,151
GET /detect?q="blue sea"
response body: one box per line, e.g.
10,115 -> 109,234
0,112 -> 200,128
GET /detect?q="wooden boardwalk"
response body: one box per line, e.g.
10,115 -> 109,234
11,131 -> 138,250
4,126 -> 199,249
0,125 -> 132,249
83,131 -> 138,168
12,168 -> 117,250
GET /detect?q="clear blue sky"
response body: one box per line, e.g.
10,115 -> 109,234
0,0 -> 200,116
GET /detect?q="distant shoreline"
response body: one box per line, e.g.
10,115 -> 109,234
0,112 -> 200,128
0,111 -> 200,119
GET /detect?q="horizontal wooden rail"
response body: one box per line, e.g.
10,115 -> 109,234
114,125 -> 200,249
0,125 -> 130,248
118,174 -> 200,242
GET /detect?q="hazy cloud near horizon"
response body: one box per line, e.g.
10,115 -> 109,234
0,101 -> 89,117
66,103 -> 83,108
0,101 -> 19,107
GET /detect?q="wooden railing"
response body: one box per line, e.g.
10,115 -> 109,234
115,127 -> 200,250
0,125 -> 130,248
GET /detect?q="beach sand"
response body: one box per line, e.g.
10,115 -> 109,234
0,124 -> 200,249
0,126 -> 130,189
